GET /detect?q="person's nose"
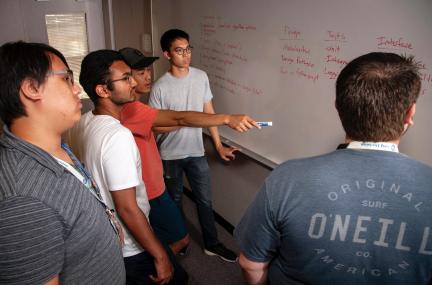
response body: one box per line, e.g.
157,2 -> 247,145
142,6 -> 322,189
72,82 -> 81,96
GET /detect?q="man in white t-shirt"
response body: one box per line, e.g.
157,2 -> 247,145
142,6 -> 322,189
67,49 -> 187,285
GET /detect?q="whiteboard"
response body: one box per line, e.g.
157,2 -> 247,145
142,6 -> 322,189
152,0 -> 432,166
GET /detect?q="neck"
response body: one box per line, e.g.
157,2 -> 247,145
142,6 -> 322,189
133,91 -> 143,101
10,118 -> 71,161
169,65 -> 189,78
93,99 -> 122,119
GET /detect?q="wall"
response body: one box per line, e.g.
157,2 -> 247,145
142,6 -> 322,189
103,0 -> 152,53
0,0 -> 105,50
0,1 -> 27,44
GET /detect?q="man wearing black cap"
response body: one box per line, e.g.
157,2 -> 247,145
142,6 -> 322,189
118,47 -> 260,255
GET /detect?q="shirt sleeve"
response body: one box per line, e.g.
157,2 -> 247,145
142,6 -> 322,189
234,181 -> 280,262
203,72 -> 213,103
120,101 -> 158,139
0,196 -> 64,284
102,128 -> 141,191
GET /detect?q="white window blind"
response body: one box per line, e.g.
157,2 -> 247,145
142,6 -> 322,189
45,13 -> 88,98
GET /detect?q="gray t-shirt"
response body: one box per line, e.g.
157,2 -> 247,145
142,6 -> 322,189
235,149 -> 432,285
149,67 -> 213,160
0,128 -> 125,285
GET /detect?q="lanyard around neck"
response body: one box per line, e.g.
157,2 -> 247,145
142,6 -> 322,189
55,144 -> 106,204
53,143 -> 123,241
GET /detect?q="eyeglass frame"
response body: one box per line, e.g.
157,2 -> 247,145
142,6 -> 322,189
172,45 -> 194,56
46,69 -> 74,85
106,73 -> 134,85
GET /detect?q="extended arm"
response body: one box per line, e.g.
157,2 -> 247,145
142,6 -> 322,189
111,188 -> 173,284
239,253 -> 270,285
152,108 -> 260,134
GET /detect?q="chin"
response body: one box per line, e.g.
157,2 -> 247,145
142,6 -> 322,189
73,112 -> 82,122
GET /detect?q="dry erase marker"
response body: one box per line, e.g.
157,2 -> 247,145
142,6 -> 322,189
257,121 -> 273,127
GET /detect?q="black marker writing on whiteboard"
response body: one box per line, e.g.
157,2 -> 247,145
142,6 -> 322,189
257,121 -> 273,127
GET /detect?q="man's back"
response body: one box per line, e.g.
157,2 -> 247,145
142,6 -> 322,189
235,148 -> 432,284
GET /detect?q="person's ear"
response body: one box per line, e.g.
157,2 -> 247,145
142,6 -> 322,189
163,51 -> 171,60
404,103 -> 416,126
95,84 -> 110,99
20,78 -> 42,101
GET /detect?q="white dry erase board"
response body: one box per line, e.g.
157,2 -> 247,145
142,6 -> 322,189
152,0 -> 432,166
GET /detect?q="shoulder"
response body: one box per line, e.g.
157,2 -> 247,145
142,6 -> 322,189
0,143 -> 65,199
190,67 -> 208,78
122,101 -> 155,117
88,115 -> 128,137
153,72 -> 172,88
104,123 -> 135,147
121,102 -> 157,134
271,152 -> 334,177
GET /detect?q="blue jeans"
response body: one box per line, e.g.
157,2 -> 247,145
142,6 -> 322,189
162,156 -> 219,248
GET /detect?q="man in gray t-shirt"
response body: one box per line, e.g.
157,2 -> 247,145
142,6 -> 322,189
150,29 -> 239,262
0,42 -> 125,284
235,52 -> 432,284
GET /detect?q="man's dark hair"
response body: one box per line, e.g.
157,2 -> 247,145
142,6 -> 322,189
336,52 -> 421,142
79,49 -> 124,105
160,29 -> 190,52
0,41 -> 68,127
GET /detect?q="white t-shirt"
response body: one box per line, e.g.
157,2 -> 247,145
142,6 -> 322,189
67,111 -> 150,257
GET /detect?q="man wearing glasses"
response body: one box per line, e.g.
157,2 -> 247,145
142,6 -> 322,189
67,50 -> 186,285
149,29 -> 239,263
0,42 -> 125,284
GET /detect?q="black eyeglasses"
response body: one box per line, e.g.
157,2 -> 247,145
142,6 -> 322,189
107,73 -> 134,85
47,69 -> 74,85
173,46 -> 193,56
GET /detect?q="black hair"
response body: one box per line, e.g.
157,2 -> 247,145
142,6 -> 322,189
160,29 -> 190,52
0,41 -> 68,127
79,49 -> 124,105
336,52 -> 421,141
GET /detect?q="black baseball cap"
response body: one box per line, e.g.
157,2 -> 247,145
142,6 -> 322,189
119,47 -> 159,69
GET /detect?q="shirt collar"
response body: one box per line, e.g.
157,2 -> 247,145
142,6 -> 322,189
0,126 -> 66,177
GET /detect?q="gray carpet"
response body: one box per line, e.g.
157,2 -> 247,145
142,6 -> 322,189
178,195 -> 246,285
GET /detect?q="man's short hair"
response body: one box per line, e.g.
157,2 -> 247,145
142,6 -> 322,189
160,29 -> 190,52
0,41 -> 68,127
79,50 -> 124,105
336,52 -> 421,141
